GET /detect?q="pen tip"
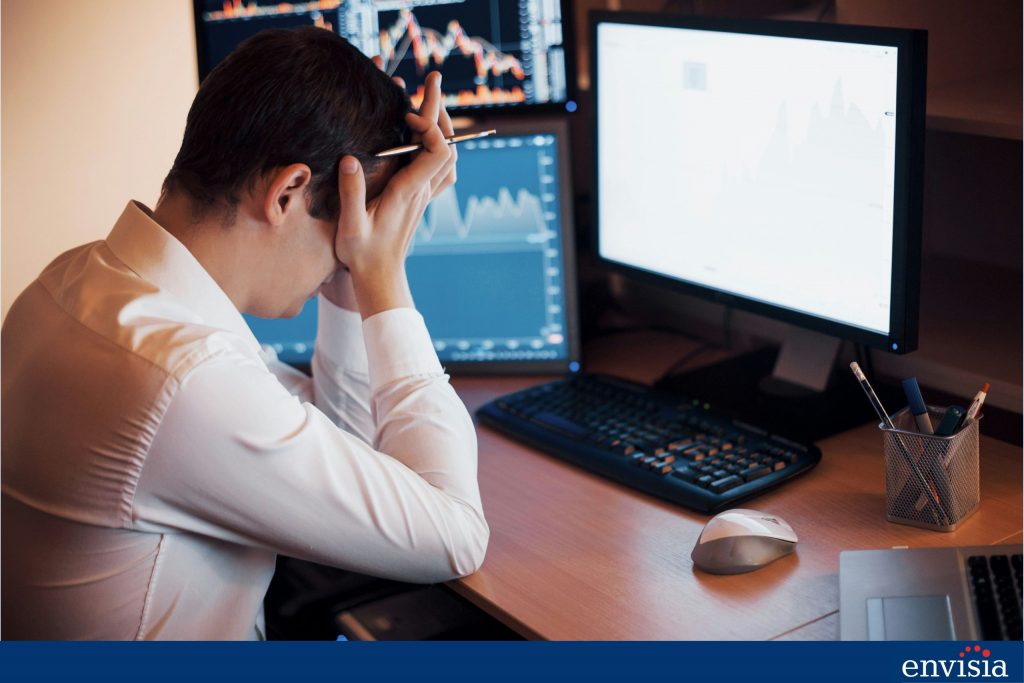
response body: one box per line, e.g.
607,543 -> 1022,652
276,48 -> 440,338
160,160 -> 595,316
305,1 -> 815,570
982,383 -> 990,393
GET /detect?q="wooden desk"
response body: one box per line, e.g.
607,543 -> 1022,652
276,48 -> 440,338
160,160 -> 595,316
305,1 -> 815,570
448,332 -> 1024,640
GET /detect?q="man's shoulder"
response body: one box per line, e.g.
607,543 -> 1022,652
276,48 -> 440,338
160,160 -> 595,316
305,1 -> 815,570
7,240 -> 259,384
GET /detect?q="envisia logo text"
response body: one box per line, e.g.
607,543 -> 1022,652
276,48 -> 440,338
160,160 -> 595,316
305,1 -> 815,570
903,645 -> 1009,679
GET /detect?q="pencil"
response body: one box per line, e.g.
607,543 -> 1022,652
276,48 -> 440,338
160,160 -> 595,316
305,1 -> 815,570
375,129 -> 497,158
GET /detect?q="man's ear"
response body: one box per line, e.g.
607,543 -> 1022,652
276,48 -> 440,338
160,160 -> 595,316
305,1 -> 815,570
263,164 -> 312,226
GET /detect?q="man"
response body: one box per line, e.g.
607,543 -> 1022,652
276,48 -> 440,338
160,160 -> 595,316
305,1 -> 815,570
1,28 -> 488,639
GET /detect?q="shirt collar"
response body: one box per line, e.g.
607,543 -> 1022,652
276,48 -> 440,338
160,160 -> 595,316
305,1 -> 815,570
106,201 -> 261,354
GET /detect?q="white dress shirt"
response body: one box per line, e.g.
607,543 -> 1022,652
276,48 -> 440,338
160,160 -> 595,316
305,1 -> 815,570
1,201 -> 488,640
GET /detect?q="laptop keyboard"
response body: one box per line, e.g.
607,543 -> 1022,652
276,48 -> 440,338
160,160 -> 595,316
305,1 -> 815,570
967,553 -> 1023,640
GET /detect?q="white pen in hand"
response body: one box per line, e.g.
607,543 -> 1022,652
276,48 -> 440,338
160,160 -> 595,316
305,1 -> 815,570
375,129 -> 497,158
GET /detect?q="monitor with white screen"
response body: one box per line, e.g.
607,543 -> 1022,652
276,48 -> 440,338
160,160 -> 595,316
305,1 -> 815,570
245,119 -> 580,374
592,13 -> 925,355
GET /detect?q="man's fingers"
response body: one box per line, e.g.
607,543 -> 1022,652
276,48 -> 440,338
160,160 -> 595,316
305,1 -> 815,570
438,101 -> 456,138
429,152 -> 458,197
371,55 -> 384,70
418,72 -> 442,127
386,70 -> 453,202
390,112 -> 451,191
337,156 -> 367,238
405,111 -> 449,155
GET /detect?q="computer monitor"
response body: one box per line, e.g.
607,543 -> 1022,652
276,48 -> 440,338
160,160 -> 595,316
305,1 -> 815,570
592,13 -> 925,359
193,0 -> 576,113
245,118 -> 580,374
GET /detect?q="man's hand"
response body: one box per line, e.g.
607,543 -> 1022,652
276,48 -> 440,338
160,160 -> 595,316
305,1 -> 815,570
333,71 -> 457,319
319,268 -> 359,311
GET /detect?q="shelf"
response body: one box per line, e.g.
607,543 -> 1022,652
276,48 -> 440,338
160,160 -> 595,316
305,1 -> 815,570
832,1 -> 1021,140
874,256 -> 1022,413
927,73 -> 1023,140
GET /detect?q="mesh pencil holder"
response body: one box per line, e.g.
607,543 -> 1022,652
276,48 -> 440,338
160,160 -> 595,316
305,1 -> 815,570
880,407 -> 980,532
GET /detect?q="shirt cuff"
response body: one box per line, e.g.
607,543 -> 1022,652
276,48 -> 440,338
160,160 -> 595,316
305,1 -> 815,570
362,308 -> 443,388
315,294 -> 368,372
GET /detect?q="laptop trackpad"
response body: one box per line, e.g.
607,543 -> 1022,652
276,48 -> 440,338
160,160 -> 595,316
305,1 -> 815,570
866,596 -> 955,640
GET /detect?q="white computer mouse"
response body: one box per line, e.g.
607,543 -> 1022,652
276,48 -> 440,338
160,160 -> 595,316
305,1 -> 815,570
691,508 -> 798,575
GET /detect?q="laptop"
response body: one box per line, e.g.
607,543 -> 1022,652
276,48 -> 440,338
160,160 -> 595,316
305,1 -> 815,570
244,118 -> 580,375
839,544 -> 1023,640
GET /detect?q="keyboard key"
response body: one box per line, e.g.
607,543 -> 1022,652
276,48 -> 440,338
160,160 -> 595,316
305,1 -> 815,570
631,438 -> 659,452
710,475 -> 743,494
696,474 -> 714,488
531,412 -> 591,438
740,465 -> 772,482
990,555 -> 1011,578
671,466 -> 699,483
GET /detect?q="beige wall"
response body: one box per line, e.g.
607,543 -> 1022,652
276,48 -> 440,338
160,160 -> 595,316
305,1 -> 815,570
2,0 -> 198,317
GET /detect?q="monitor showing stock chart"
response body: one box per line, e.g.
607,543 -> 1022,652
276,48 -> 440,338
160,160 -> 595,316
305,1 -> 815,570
194,0 -> 573,111
244,121 -> 580,372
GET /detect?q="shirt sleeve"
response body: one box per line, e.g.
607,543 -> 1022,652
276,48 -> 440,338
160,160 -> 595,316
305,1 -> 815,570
256,295 -> 375,445
131,308 -> 488,584
258,350 -> 313,402
310,295 -> 375,444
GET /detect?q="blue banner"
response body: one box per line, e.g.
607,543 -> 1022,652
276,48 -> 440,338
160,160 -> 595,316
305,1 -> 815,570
1,641 -> 1022,682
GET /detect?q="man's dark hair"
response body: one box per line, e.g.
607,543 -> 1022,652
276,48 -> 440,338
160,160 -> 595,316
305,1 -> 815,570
163,27 -> 409,221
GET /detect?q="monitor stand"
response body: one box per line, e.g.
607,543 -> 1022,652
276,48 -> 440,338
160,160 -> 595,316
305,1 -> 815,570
654,329 -> 903,443
758,328 -> 839,397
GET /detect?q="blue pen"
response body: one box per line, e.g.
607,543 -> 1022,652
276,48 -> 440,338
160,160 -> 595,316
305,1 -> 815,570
901,377 -> 933,434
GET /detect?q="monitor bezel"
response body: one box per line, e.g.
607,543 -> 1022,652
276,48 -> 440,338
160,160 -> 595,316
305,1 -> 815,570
438,117 -> 582,375
192,0 -> 578,116
590,11 -> 925,354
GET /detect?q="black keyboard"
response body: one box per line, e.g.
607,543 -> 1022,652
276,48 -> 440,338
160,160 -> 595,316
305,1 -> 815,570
967,553 -> 1023,640
477,373 -> 822,514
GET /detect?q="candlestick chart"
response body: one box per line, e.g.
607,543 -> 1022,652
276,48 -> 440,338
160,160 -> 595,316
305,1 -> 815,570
378,3 -> 527,108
